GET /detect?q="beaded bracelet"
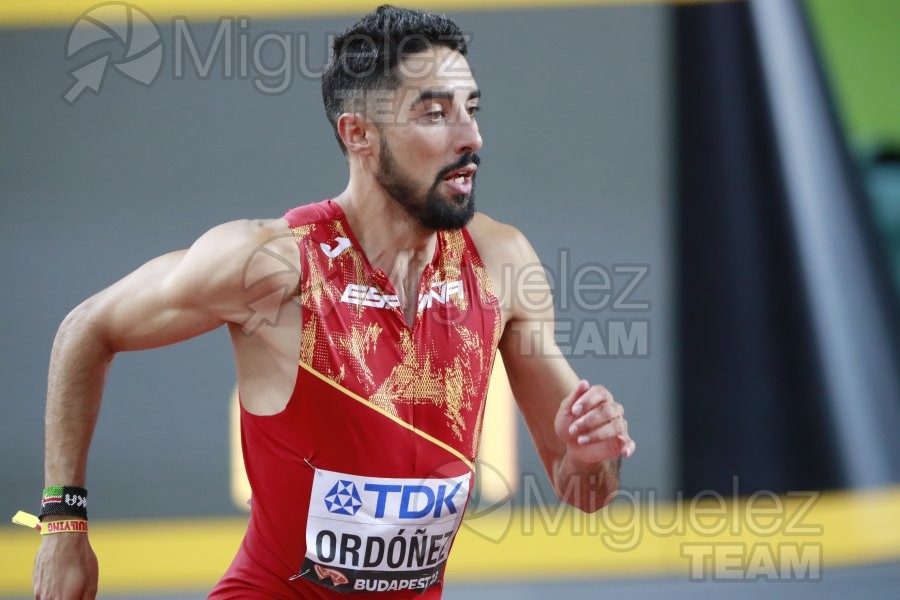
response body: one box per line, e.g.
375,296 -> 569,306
39,486 -> 88,520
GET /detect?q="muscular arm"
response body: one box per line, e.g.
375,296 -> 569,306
46,249 -> 221,488
477,218 -> 635,512
35,219 -> 298,599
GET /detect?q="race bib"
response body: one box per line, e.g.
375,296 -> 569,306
299,468 -> 471,593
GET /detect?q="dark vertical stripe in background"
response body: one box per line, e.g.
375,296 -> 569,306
675,0 -> 843,495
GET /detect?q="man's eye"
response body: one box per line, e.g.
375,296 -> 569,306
425,110 -> 445,122
467,105 -> 481,117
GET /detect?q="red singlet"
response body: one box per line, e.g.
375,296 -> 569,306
210,200 -> 501,598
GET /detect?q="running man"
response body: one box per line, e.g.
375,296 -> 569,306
33,5 -> 634,598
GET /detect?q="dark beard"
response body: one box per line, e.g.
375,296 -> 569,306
375,137 -> 479,230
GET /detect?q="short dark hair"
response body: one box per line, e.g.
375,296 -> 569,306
321,5 -> 468,154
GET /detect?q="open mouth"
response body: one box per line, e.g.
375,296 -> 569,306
442,164 -> 477,188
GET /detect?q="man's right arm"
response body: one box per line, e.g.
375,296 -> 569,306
34,218 -> 299,600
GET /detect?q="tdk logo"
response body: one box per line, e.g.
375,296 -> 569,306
363,481 -> 464,519
311,470 -> 471,527
324,480 -> 363,516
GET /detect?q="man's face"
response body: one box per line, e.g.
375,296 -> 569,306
372,46 -> 483,230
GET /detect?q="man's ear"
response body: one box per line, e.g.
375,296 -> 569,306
337,113 -> 375,156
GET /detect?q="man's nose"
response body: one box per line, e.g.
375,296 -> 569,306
454,111 -> 483,155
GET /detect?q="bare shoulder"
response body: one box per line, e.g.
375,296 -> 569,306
191,217 -> 296,268
467,212 -> 546,326
198,217 -> 292,253
467,212 -> 538,270
176,216 -> 300,311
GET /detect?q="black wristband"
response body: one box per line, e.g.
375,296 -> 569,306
39,486 -> 88,520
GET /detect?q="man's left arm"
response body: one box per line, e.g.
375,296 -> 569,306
495,228 -> 635,512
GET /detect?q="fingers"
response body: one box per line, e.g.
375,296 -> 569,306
624,438 -> 636,457
573,416 -> 628,445
569,397 -> 623,432
559,379 -> 590,415
571,384 -> 613,417
565,384 -> 635,458
559,382 -> 636,461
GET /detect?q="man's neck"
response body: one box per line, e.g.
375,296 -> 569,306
333,180 -> 437,277
334,179 -> 438,326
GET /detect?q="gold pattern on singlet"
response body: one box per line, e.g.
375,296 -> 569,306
291,224 -> 316,242
474,263 -> 503,345
302,246 -> 341,311
334,220 -> 370,296
296,213 -> 501,456
439,230 -> 464,281
300,317 -> 317,366
331,323 -> 383,389
470,263 -> 502,456
368,324 -> 489,442
438,230 -> 468,311
302,318 -> 346,383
